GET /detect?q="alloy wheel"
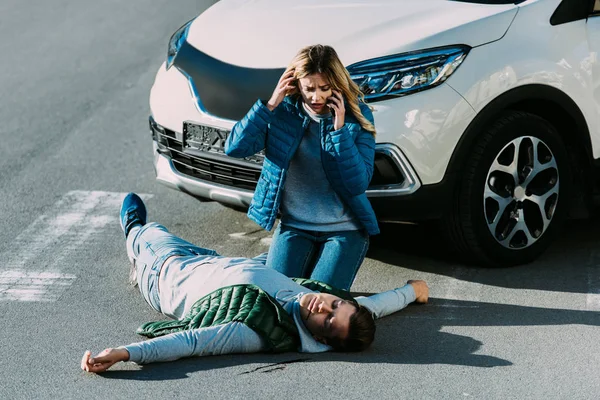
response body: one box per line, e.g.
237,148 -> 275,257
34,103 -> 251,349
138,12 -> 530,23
483,136 -> 559,249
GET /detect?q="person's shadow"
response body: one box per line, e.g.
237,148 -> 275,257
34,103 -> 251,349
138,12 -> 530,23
367,218 -> 600,294
99,296 -> 600,380
98,218 -> 600,380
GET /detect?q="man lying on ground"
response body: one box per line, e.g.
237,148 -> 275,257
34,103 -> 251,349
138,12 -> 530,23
80,193 -> 429,373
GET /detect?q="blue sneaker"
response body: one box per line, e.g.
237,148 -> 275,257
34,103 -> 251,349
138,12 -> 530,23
120,193 -> 147,238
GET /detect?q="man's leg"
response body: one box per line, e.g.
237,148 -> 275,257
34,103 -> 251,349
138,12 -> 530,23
126,222 -> 219,312
120,193 -> 219,312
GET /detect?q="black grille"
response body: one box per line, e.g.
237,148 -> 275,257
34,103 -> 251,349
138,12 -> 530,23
151,118 -> 405,191
150,118 -> 262,191
372,152 -> 406,187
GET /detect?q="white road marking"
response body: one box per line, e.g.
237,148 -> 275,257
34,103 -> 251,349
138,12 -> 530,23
430,267 -> 482,320
0,190 -> 152,302
586,281 -> 600,310
0,270 -> 76,302
586,250 -> 600,310
228,231 -> 272,247
228,232 -> 254,241
402,266 -> 595,314
430,304 -> 479,308
431,280 -> 595,312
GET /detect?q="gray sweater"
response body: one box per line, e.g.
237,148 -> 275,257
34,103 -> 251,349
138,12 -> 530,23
279,103 -> 361,232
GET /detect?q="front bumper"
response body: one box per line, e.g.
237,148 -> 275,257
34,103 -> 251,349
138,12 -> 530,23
154,143 -> 254,207
148,55 -> 476,220
150,117 -> 422,209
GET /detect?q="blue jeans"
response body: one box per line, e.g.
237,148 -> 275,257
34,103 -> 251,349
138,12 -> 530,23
265,224 -> 369,291
126,223 -> 219,312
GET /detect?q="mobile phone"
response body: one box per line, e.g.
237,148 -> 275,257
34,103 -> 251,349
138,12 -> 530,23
326,98 -> 335,114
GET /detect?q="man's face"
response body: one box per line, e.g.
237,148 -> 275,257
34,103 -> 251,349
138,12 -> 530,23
299,292 -> 357,344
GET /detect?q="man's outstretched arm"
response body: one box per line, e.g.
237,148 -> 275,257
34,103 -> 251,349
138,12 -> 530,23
355,280 -> 429,320
81,322 -> 266,373
81,348 -> 129,373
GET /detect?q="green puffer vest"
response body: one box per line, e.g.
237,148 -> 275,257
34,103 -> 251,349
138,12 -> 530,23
136,278 -> 355,353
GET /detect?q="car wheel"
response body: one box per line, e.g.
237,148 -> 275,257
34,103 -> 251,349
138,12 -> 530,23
445,111 -> 571,267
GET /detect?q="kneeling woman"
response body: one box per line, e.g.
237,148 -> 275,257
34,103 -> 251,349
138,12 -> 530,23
225,44 -> 378,291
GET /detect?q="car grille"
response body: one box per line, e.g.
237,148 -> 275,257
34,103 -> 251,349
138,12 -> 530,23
150,118 -> 262,191
150,118 -> 405,192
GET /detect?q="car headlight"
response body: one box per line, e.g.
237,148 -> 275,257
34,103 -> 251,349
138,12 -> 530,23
348,45 -> 470,102
166,19 -> 194,70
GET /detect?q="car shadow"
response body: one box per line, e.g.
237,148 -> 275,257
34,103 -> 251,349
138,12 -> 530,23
367,218 -> 600,294
97,297 -> 600,381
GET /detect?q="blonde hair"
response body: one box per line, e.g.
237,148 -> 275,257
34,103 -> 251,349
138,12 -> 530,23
285,44 -> 376,135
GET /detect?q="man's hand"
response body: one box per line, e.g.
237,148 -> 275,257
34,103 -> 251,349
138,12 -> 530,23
407,280 -> 429,304
81,348 -> 129,373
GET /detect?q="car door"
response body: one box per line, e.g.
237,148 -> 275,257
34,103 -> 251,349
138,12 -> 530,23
588,0 -> 600,136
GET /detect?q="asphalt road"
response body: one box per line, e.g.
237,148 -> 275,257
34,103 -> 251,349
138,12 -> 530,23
1,1 -> 599,399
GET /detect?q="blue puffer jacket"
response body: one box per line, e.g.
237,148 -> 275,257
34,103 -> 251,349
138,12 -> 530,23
224,96 -> 379,235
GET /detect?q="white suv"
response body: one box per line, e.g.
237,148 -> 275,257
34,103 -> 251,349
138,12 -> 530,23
148,0 -> 600,266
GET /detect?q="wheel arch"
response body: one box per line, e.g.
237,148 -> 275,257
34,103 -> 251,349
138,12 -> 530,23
446,84 -> 595,216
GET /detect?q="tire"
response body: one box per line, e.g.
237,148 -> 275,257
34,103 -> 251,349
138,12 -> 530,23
444,111 -> 571,267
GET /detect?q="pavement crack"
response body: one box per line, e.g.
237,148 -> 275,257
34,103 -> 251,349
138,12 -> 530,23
239,358 -> 311,375
260,366 -> 286,373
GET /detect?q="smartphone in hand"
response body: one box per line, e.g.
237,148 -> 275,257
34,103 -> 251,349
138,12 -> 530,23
326,98 -> 336,115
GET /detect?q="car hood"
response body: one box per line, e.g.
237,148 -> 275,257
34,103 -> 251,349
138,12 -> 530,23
186,0 -> 518,68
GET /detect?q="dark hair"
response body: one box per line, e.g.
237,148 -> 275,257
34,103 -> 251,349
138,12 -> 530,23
327,304 -> 376,352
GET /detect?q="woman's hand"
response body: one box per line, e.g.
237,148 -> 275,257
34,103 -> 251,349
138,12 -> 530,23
81,348 -> 129,373
327,90 -> 346,130
267,69 -> 296,111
